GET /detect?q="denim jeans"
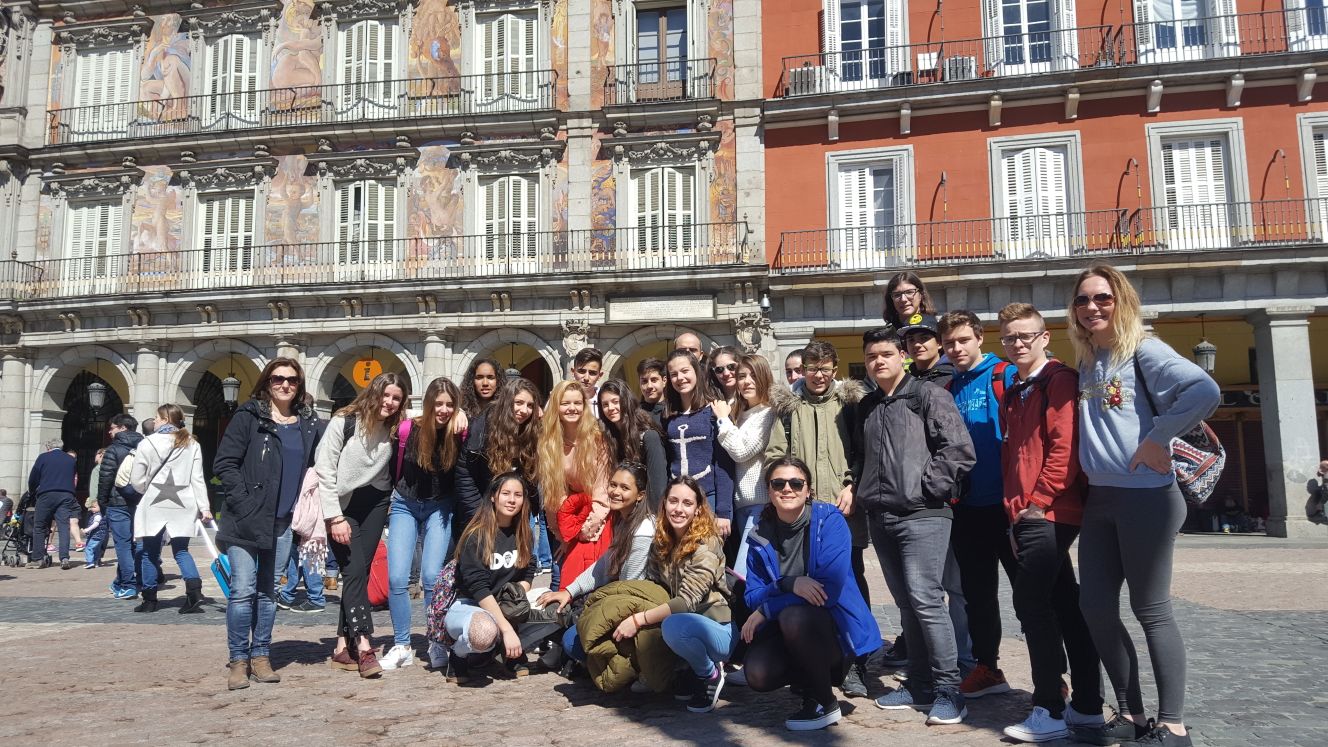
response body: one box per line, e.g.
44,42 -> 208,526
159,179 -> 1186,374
84,514 -> 110,566
106,505 -> 137,592
661,613 -> 733,678
531,510 -> 553,569
871,512 -> 960,693
443,599 -> 493,656
730,504 -> 764,579
138,531 -> 200,591
30,493 -> 78,562
387,495 -> 453,647
273,520 -> 324,607
226,540 -> 278,661
563,623 -> 587,663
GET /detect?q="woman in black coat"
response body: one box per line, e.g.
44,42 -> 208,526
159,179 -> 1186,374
214,357 -> 323,691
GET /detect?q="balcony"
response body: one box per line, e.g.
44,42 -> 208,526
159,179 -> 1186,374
4,221 -> 753,301
778,11 -> 1325,98
773,198 -> 1328,274
604,58 -> 718,105
45,70 -> 558,146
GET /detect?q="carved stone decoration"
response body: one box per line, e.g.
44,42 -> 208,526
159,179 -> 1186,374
42,164 -> 145,199
610,132 -> 721,166
127,307 -> 150,327
53,16 -> 155,50
57,311 -> 81,332
561,319 -> 590,357
415,294 -> 437,315
196,304 -> 219,324
457,0 -> 554,13
0,313 -> 24,336
266,300 -> 292,321
169,153 -> 278,191
340,298 -> 364,318
312,0 -> 417,22
448,140 -> 566,173
309,145 -> 420,180
179,1 -> 283,38
734,312 -> 772,355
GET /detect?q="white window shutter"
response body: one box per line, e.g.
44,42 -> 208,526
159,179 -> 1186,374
1313,131 -> 1328,197
982,0 -> 1003,71
1208,0 -> 1240,56
1286,0 -> 1308,50
821,0 -> 841,59
1133,0 -> 1154,56
336,182 -> 356,264
1053,0 -> 1080,69
885,0 -> 907,76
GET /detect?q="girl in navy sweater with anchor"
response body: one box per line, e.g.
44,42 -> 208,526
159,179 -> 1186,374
662,350 -> 736,537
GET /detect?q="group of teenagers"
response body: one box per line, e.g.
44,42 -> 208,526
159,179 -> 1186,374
205,261 -> 1218,744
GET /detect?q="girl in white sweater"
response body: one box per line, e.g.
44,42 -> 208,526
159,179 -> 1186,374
712,353 -> 776,578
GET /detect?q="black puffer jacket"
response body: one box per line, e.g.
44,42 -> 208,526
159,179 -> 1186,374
97,430 -> 143,508
214,399 -> 323,550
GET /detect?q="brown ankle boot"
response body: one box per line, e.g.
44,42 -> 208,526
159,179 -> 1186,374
249,656 -> 281,683
227,660 -> 251,690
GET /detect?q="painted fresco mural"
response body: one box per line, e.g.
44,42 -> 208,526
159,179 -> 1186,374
265,155 -> 320,250
551,130 -> 570,236
139,14 -> 190,120
589,0 -> 613,110
408,0 -> 461,79
551,0 -> 569,110
710,119 -> 737,225
271,0 -> 323,109
708,0 -> 735,101
130,166 -> 185,256
590,132 -> 616,258
410,143 -> 463,240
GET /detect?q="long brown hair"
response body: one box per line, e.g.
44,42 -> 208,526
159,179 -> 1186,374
335,371 -> 411,437
536,380 -> 608,519
734,353 -> 774,420
456,472 -> 532,570
1067,262 -> 1148,370
155,404 -> 193,449
706,345 -> 741,397
598,379 -> 660,463
606,461 -> 652,579
883,271 -> 938,327
651,476 -> 719,573
251,357 -> 307,406
663,350 -> 719,418
485,377 -> 540,484
413,377 -> 461,472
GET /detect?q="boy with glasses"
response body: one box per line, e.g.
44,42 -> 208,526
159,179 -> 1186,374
765,340 -> 871,697
851,327 -> 976,725
996,303 -> 1105,742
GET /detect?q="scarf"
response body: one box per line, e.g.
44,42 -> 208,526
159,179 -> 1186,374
156,424 -> 179,435
291,467 -> 327,575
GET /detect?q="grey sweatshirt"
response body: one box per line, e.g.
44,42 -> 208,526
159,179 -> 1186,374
316,414 -> 395,518
1077,337 -> 1221,489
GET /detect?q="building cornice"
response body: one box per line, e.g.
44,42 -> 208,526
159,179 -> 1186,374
52,13 -> 153,49
167,150 -> 279,191
607,130 -> 721,165
311,0 -> 416,22
447,139 -> 565,172
307,141 -> 420,179
40,161 -> 143,198
178,0 -> 283,39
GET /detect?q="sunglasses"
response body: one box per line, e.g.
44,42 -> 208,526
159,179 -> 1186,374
769,478 -> 807,491
1073,292 -> 1115,308
712,363 -> 738,375
269,375 -> 301,387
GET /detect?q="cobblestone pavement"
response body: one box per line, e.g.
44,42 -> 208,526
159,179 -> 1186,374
2,535 -> 1325,746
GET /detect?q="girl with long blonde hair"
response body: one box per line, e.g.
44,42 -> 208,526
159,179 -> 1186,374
536,380 -> 611,589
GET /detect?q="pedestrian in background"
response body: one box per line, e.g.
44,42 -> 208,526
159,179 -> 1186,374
26,439 -> 79,569
82,448 -> 108,568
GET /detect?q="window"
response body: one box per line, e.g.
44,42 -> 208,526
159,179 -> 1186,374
480,174 -> 539,271
198,194 -> 255,274
65,201 -> 122,279
635,6 -> 687,99
1132,0 -> 1239,62
827,147 -> 914,269
1287,0 -> 1328,51
822,0 -> 906,87
630,165 -> 695,264
203,34 -> 261,126
335,180 -> 397,263
1146,119 -> 1249,251
479,12 -> 539,108
337,19 -> 399,119
1297,114 -> 1328,239
982,0 -> 1078,74
68,48 -> 134,141
995,141 -> 1076,258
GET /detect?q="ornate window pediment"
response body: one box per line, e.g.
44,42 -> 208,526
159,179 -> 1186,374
168,153 -> 279,192
448,139 -> 566,173
53,16 -> 155,50
307,143 -> 420,180
312,0 -> 418,22
179,0 -> 284,39
42,164 -> 145,199
609,131 -> 720,166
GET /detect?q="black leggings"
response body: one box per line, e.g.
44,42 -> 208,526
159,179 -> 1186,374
743,605 -> 847,708
329,485 -> 390,640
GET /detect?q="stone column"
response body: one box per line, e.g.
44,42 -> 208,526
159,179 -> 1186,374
0,347 -> 30,492
772,323 -> 816,364
421,327 -> 449,383
272,335 -> 306,365
131,345 -> 163,421
1251,307 -> 1324,538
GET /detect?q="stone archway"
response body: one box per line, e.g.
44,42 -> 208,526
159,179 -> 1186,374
163,338 -> 270,409
28,345 -> 135,488
306,332 -> 422,410
455,328 -> 562,387
601,325 -> 725,379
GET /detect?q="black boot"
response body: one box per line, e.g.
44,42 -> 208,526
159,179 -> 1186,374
179,578 -> 205,614
134,588 -> 158,613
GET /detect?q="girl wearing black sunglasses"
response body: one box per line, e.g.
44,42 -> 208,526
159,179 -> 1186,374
707,346 -> 742,406
740,457 -> 881,731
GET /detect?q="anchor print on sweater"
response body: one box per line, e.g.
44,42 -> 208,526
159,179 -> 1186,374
671,423 -> 713,482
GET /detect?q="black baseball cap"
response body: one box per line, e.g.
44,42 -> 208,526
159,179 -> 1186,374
897,313 -> 940,340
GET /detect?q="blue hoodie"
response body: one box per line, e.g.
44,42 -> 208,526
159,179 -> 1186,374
948,353 -> 1013,507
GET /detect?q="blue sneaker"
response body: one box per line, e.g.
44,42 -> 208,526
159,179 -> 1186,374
926,688 -> 968,725
875,685 -> 933,710
112,585 -> 138,600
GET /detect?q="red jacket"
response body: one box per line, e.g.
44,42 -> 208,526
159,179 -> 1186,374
1000,360 -> 1087,526
557,493 -> 613,583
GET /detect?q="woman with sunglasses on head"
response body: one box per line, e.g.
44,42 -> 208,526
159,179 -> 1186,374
460,357 -> 505,419
711,353 -> 776,577
598,379 -> 668,510
537,380 -> 613,589
662,350 -> 736,538
1068,263 -> 1219,747
707,346 -> 742,406
883,271 -> 939,328
742,457 -> 880,731
215,358 -> 324,691
316,371 -> 411,679
381,377 -> 466,673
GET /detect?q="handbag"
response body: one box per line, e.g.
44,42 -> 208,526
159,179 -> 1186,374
1133,355 -> 1226,505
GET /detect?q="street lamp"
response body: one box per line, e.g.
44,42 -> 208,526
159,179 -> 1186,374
87,380 -> 107,411
505,342 -> 521,380
759,291 -> 772,315
221,353 -> 240,410
1193,314 -> 1217,376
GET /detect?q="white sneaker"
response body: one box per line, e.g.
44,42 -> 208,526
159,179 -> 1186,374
1003,707 -> 1070,743
427,641 -> 448,669
1064,702 -> 1106,727
379,644 -> 414,671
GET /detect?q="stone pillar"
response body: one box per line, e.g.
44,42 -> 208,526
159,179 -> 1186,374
132,345 -> 162,421
772,323 -> 815,364
421,327 -> 449,383
0,347 -> 30,492
565,0 -> 592,112
272,335 -> 306,365
1251,307 -> 1324,538
566,119 -> 596,233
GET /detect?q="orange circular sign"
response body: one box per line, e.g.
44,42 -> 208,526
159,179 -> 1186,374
355,358 -> 383,386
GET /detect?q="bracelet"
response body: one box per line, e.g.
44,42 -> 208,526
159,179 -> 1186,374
327,517 -> 347,526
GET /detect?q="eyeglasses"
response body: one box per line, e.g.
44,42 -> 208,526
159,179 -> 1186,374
269,375 -> 301,387
801,365 -> 836,376
1073,292 -> 1115,308
768,478 -> 807,491
999,331 -> 1046,347
890,288 -> 920,301
711,363 -> 738,375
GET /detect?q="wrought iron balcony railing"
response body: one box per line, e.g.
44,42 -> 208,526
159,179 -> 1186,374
1113,9 -> 1328,64
6,221 -> 752,300
773,198 -> 1328,274
605,58 -> 717,105
45,70 -> 558,145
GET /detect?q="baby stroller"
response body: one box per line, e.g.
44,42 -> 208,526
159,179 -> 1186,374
1,491 -> 34,567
